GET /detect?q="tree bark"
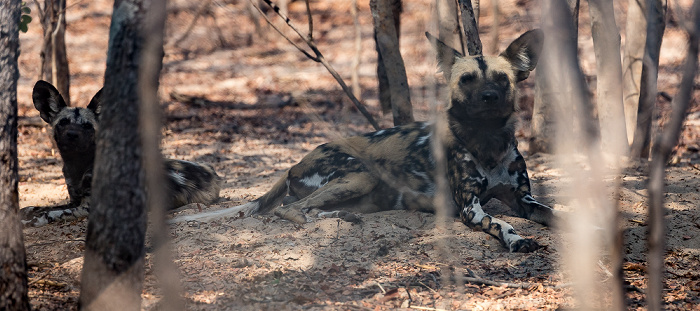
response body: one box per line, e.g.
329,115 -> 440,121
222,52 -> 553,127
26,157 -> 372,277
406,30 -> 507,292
630,0 -> 667,159
0,0 -> 30,309
530,0 -> 580,154
622,0 -> 647,145
371,0 -> 413,125
588,0 -> 627,155
79,0 -> 150,309
457,0 -> 482,55
351,0 -> 362,100
39,0 -> 70,105
587,1 -> 627,308
647,4 -> 699,310
436,0 -> 463,54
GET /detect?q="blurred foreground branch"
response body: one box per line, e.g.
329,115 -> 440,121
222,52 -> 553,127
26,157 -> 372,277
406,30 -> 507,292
249,0 -> 381,130
646,1 -> 700,310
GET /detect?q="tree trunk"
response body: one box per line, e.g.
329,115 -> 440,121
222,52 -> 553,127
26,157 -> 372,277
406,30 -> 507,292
488,0 -> 500,54
647,3 -> 699,310
436,0 -> 463,53
351,0 -> 362,100
530,0 -> 580,154
622,0 -> 647,145
0,0 -> 30,309
39,0 -> 70,105
630,0 -> 666,159
588,0 -> 626,155
587,1 -> 627,309
79,0 -> 151,309
371,0 -> 413,125
457,0 -> 482,55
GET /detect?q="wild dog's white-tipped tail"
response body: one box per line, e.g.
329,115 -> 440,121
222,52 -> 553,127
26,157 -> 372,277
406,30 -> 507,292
169,171 -> 290,224
169,201 -> 260,223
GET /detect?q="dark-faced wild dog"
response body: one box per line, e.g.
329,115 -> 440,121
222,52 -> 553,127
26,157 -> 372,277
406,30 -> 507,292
20,81 -> 223,227
173,29 -> 558,253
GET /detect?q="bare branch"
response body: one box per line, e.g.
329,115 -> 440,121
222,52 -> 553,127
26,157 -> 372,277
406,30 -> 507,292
252,0 -> 381,130
305,0 -> 313,42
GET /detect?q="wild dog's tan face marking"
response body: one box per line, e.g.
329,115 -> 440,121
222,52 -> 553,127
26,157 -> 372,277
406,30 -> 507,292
429,30 -> 543,127
447,56 -> 518,120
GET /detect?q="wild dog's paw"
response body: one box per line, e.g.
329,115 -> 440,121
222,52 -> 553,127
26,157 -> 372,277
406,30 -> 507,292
273,206 -> 309,224
509,238 -> 540,253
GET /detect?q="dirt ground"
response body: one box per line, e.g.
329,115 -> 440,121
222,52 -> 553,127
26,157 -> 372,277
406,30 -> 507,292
15,0 -> 700,310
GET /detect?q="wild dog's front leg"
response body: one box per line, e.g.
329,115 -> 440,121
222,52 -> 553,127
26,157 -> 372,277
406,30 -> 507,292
460,196 -> 540,253
508,152 -> 558,227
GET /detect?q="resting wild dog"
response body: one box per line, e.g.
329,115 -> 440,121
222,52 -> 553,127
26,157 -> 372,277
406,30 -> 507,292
173,29 -> 557,252
20,80 -> 223,227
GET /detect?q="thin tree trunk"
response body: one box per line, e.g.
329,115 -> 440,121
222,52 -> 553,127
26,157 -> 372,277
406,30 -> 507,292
647,4 -> 699,310
588,0 -> 627,155
530,0 -> 580,154
630,0 -> 666,159
622,0 -> 647,145
0,0 -> 30,309
436,0 -> 463,53
39,0 -> 70,105
488,0 -> 499,54
371,0 -> 413,125
587,1 -> 627,308
139,0 -> 185,309
457,0 -> 482,55
351,0 -> 362,100
79,0 -> 150,309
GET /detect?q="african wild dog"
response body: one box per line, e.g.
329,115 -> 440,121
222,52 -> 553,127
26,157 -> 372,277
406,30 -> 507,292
20,80 -> 223,227
173,29 -> 558,253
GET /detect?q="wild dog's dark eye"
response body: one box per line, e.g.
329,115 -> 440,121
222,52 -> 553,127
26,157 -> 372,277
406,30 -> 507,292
81,123 -> 93,130
57,119 -> 70,126
494,73 -> 509,85
460,74 -> 476,84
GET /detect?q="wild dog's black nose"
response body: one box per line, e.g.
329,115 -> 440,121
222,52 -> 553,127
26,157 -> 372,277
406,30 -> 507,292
65,130 -> 80,141
481,90 -> 500,102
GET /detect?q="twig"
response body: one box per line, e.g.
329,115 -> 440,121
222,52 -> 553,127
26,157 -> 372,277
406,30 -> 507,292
376,282 -> 387,294
250,0 -> 381,130
418,281 -> 438,294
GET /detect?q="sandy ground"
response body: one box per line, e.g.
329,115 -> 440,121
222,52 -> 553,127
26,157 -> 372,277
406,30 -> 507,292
15,0 -> 700,309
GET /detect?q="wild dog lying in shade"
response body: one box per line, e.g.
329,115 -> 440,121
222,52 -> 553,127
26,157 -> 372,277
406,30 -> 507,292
20,80 -> 223,227
172,29 -> 559,253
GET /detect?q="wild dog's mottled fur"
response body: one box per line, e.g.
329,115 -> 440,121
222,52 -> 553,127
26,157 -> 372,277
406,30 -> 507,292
173,30 -> 557,252
21,81 -> 223,227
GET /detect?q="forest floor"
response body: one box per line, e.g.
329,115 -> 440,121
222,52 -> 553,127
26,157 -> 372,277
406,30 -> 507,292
15,0 -> 700,310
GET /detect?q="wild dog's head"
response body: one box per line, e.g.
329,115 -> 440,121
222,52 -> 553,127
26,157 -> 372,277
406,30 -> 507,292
33,80 -> 102,155
427,30 -> 543,127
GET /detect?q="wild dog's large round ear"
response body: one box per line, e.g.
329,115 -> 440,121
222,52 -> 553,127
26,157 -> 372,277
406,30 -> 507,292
32,80 -> 67,124
87,88 -> 103,118
426,31 -> 464,81
500,29 -> 544,82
